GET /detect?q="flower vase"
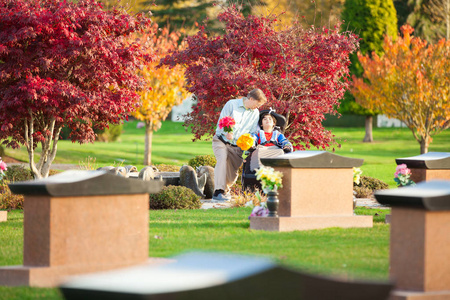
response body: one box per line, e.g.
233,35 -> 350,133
266,190 -> 279,217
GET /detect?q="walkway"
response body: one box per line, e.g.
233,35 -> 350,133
200,198 -> 387,209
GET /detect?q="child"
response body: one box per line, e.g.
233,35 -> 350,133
249,109 -> 293,171
252,110 -> 293,151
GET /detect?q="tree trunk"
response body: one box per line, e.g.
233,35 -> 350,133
144,123 -> 153,165
363,115 -> 373,142
447,0 -> 450,40
420,137 -> 429,154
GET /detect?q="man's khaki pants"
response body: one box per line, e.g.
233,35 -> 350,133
212,135 -> 243,194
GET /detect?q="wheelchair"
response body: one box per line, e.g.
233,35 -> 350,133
241,150 -> 262,192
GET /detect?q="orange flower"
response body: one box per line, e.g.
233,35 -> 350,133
236,133 -> 254,151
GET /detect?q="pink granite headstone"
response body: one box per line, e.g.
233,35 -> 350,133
0,170 -> 163,287
375,180 -> 450,300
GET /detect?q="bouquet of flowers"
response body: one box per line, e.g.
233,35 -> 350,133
353,167 -> 362,185
236,133 -> 255,151
249,203 -> 269,218
218,116 -> 235,133
255,166 -> 283,193
394,164 -> 415,187
248,191 -> 268,218
0,158 -> 7,180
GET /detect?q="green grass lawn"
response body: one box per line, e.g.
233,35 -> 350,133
0,207 -> 391,299
329,126 -> 450,187
5,120 -> 449,187
1,120 -> 447,297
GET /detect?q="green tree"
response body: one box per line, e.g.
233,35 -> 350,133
424,0 -> 450,40
340,0 -> 398,142
394,0 -> 414,30
406,0 -> 449,43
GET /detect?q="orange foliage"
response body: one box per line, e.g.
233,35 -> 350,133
351,25 -> 450,153
132,24 -> 188,132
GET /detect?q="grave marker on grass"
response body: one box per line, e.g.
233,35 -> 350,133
395,152 -> 450,183
60,252 -> 394,300
375,180 -> 450,300
250,151 -> 373,231
0,170 -> 164,287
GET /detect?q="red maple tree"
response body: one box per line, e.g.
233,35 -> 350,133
161,6 -> 359,149
0,0 -> 153,178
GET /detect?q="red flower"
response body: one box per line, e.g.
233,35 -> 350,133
218,116 -> 235,132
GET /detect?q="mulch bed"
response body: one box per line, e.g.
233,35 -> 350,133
2,156 -> 23,163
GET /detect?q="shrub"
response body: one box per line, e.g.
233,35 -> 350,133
96,124 -> 123,142
188,155 -> 216,169
149,185 -> 201,210
359,175 -> 389,191
4,165 -> 33,182
0,180 -> 24,210
48,169 -> 61,176
353,175 -> 389,198
354,186 -> 373,198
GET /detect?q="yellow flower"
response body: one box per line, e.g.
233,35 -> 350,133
236,133 -> 255,151
255,166 -> 283,191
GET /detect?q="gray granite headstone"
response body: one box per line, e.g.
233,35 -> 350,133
374,180 -> 450,211
60,252 -> 393,300
261,151 -> 364,168
395,152 -> 450,169
8,170 -> 163,196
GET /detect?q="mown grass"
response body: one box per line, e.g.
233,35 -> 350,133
329,127 -> 450,186
1,121 -> 447,297
5,120 -> 449,187
0,207 -> 390,299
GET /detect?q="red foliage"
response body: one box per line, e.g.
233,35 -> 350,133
160,6 -> 359,149
0,0 -> 153,149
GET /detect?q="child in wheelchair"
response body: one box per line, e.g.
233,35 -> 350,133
242,109 -> 293,191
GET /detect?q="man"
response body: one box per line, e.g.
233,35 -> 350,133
212,88 -> 267,202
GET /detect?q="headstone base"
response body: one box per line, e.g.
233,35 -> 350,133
389,289 -> 450,300
249,215 -> 373,232
0,258 -> 172,287
0,211 -> 6,222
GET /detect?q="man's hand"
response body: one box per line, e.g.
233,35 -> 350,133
226,132 -> 233,141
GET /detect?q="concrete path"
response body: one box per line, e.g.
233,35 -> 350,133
200,198 -> 387,209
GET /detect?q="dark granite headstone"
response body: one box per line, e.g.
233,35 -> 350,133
374,180 -> 450,210
60,252 -> 393,300
8,170 -> 163,196
261,151 -> 364,168
395,152 -> 450,169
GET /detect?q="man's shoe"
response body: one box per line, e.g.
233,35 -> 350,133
212,193 -> 230,202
